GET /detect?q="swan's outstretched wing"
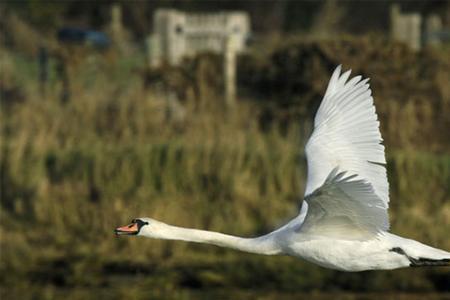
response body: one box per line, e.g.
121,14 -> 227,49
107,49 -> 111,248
300,168 -> 388,238
302,66 -> 389,233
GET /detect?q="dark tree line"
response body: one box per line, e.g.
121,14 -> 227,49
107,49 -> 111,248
2,0 -> 448,39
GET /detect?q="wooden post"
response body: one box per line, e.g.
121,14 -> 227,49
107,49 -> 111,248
38,46 -> 48,97
111,3 -> 128,53
224,35 -> 237,107
146,34 -> 161,68
111,4 -> 123,41
390,4 -> 422,51
425,15 -> 442,47
408,14 -> 422,51
56,54 -> 70,103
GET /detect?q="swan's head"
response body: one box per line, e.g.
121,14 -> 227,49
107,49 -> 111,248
115,217 -> 159,236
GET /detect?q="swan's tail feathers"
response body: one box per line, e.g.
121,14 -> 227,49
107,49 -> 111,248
390,245 -> 450,268
408,257 -> 450,267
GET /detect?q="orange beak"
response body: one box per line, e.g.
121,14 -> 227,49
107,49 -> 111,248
115,222 -> 139,236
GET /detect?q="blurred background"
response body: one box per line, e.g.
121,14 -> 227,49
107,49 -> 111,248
1,1 -> 450,299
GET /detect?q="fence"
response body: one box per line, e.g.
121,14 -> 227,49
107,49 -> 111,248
148,9 -> 250,106
148,9 -> 250,67
390,4 -> 446,51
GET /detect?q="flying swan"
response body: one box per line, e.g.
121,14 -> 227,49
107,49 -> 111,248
115,66 -> 450,271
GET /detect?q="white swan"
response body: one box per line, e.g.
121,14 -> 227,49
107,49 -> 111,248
115,66 -> 450,271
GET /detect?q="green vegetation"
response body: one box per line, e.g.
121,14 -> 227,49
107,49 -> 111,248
1,31 -> 450,299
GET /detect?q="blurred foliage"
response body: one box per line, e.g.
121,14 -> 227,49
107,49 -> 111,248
238,35 -> 450,153
2,0 -> 449,38
1,10 -> 450,300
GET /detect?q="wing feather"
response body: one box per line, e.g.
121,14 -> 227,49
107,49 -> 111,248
300,169 -> 389,238
301,65 -> 390,233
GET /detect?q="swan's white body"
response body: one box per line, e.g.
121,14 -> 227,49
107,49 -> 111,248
116,66 -> 450,271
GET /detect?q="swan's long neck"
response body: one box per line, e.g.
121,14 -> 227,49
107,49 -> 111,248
143,223 -> 282,255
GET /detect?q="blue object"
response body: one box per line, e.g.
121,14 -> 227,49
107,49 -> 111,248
57,27 -> 111,49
